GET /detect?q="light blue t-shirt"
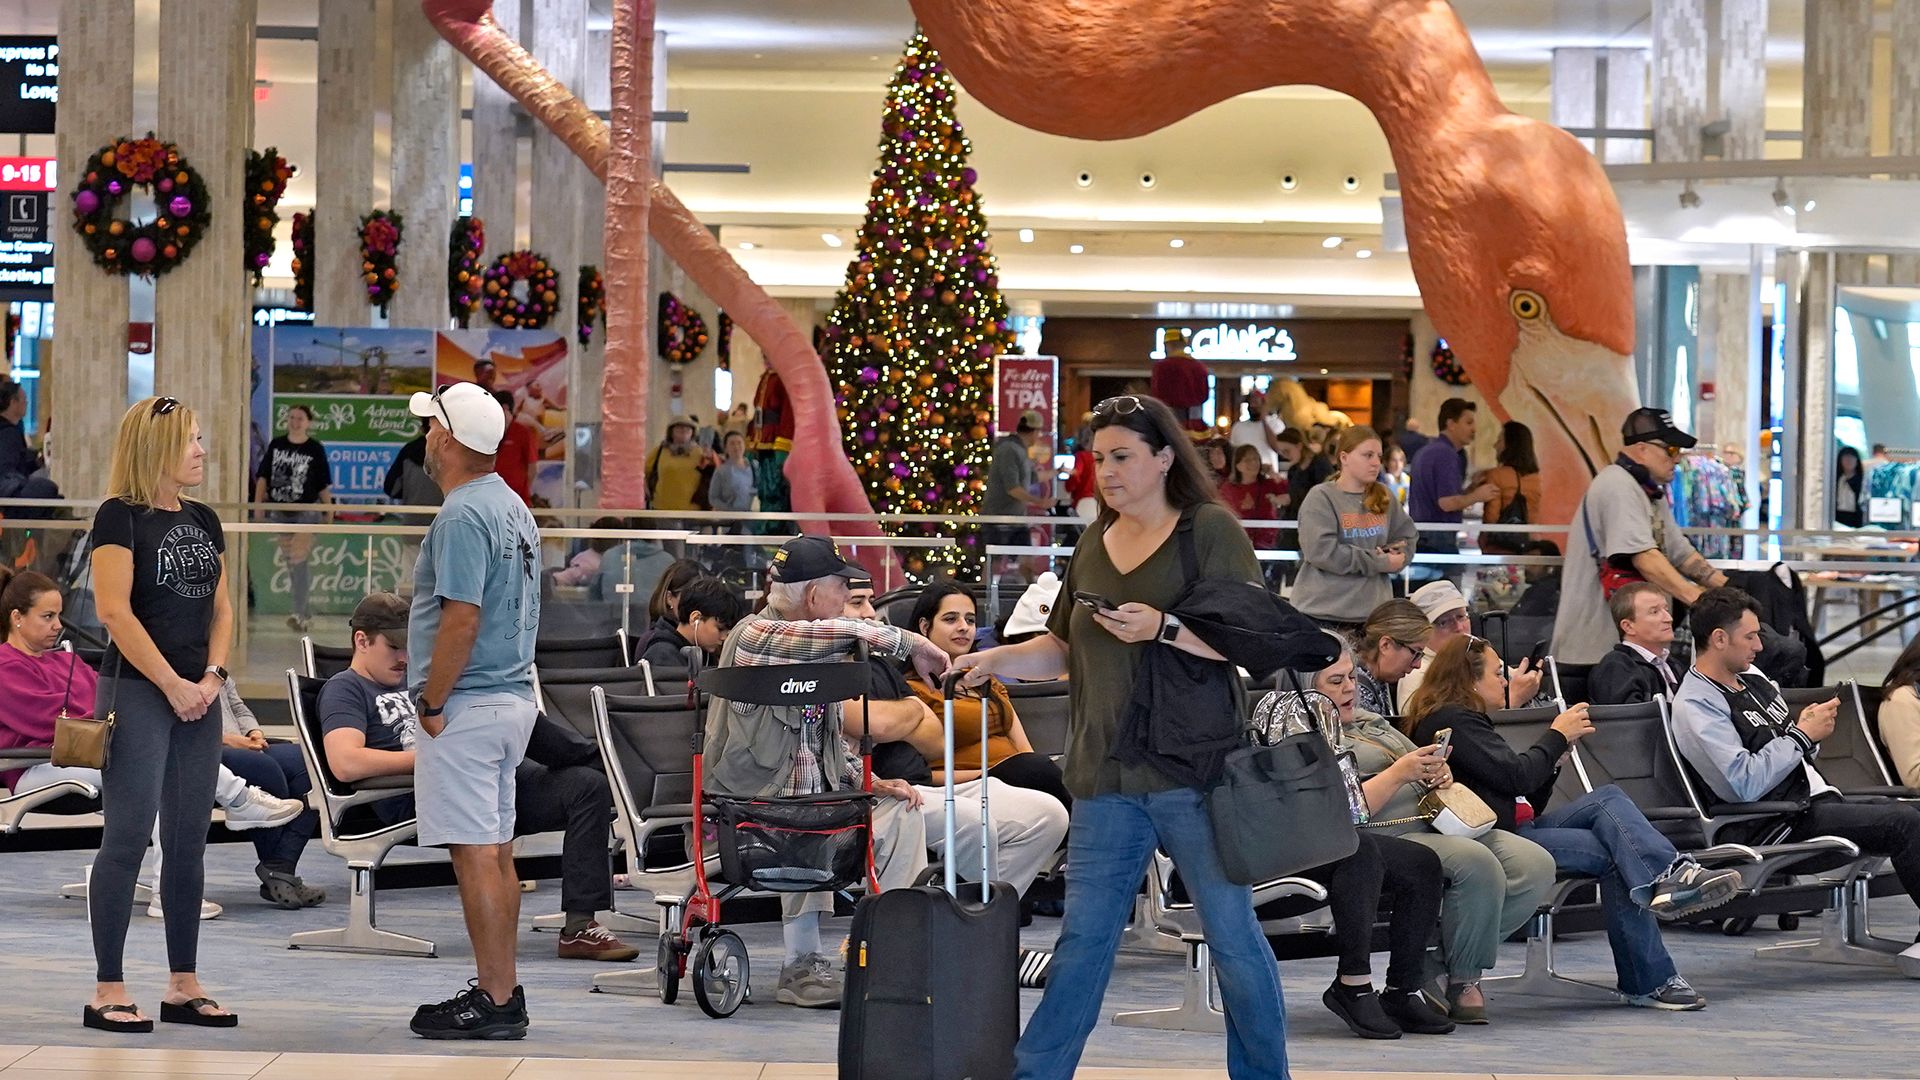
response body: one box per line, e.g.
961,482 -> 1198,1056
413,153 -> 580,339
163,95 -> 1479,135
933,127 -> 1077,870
408,472 -> 541,701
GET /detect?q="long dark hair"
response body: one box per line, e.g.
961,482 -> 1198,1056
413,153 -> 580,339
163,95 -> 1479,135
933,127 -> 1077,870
1497,421 -> 1540,475
648,558 -> 707,621
1087,394 -> 1217,522
1837,446 -> 1863,491
1885,636 -> 1920,697
908,581 -> 975,641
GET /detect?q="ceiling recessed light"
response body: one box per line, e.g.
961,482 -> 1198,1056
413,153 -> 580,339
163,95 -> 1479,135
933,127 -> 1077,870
821,232 -> 843,248
1355,249 -> 1372,259
1802,198 -> 1817,212
1319,368 -> 1330,375
1321,236 -> 1343,249
1068,244 -> 1084,254
1018,228 -> 1034,243
1168,238 -> 1185,249
737,241 -> 756,250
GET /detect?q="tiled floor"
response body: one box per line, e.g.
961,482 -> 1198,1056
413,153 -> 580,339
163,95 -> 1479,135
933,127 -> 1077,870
0,1050 -> 1896,1080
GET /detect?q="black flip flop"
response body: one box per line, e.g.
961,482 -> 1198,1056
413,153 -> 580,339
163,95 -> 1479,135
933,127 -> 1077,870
160,998 -> 239,1028
82,1003 -> 153,1033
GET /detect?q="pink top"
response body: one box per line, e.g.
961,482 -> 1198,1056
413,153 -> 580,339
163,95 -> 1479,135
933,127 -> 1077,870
0,642 -> 99,787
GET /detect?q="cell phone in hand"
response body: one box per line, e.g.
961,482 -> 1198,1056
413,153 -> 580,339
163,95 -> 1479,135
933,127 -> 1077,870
1073,590 -> 1118,613
1528,640 -> 1552,667
1432,727 -> 1454,760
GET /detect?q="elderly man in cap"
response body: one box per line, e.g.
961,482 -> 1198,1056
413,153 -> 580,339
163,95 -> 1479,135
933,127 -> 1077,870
1398,580 -> 1542,707
1553,408 -> 1728,665
706,536 -> 953,1008
395,382 -> 546,1038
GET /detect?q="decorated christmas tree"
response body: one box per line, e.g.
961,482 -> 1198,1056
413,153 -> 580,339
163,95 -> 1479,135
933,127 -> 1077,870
824,32 -> 1016,569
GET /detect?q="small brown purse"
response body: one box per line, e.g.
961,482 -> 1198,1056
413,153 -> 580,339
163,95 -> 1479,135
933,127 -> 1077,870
50,649 -> 117,770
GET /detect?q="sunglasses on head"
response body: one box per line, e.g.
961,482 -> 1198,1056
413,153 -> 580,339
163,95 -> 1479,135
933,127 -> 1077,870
1094,395 -> 1144,417
429,383 -> 458,440
151,396 -> 180,417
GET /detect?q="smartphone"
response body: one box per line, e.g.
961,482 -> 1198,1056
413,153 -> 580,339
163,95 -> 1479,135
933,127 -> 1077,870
1432,727 -> 1454,761
1073,590 -> 1117,613
1528,640 -> 1552,668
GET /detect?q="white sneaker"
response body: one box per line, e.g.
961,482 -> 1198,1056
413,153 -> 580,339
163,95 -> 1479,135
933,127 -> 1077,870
222,786 -> 305,831
1899,941 -> 1920,979
147,897 -> 223,920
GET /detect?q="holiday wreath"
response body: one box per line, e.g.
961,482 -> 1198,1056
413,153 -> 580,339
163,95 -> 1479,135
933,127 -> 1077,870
577,265 -> 604,346
483,250 -> 559,330
1430,338 -> 1469,386
70,135 -> 212,279
447,216 -> 485,327
243,148 -> 294,285
359,210 -> 403,317
658,291 -> 709,364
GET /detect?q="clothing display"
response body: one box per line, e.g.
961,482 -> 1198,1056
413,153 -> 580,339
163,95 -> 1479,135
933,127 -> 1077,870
1867,460 -> 1920,530
1667,453 -> 1745,559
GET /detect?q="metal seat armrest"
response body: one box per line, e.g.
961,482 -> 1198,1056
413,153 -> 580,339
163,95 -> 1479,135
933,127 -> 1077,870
0,748 -> 52,764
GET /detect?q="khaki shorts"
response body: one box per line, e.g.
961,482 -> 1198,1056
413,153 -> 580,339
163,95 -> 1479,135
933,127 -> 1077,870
413,690 -> 536,846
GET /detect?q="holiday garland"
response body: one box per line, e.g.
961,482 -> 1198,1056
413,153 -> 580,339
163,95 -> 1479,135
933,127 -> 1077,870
69,134 -> 212,279
717,310 -> 734,370
1430,338 -> 1469,386
577,265 -> 604,346
482,250 -> 559,330
657,291 -> 709,364
243,148 -> 294,285
290,211 -> 314,311
359,210 -> 403,317
447,216 -> 485,327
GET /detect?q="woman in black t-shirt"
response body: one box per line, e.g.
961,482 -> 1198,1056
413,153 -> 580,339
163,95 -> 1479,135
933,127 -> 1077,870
252,404 -> 331,632
84,396 -> 240,1033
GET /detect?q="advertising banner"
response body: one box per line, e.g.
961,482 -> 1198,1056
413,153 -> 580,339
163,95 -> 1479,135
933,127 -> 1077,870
993,354 -> 1058,450
437,329 -> 571,507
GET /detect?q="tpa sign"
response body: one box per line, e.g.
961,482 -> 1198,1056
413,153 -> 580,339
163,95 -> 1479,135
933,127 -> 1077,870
1150,323 -> 1299,363
993,355 -> 1058,454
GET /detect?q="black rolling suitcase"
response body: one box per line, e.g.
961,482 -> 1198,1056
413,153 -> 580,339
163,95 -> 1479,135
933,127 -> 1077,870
838,672 -> 1021,1080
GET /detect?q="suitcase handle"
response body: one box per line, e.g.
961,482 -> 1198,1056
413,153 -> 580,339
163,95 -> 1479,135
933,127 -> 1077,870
941,668 -> 993,903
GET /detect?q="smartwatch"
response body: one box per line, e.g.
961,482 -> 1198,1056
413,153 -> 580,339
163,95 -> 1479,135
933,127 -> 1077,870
419,699 -> 445,718
205,665 -> 229,683
1158,614 -> 1183,644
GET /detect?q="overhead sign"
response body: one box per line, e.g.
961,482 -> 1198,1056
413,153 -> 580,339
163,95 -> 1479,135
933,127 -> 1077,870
0,161 -> 50,299
1149,322 -> 1299,363
0,38 -> 56,135
0,156 -> 54,191
994,355 -> 1058,448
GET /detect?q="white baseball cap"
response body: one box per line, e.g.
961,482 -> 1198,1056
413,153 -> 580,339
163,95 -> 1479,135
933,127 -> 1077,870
1411,580 -> 1468,623
410,382 -> 505,455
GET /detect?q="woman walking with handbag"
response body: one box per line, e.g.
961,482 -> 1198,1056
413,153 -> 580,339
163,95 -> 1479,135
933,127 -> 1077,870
84,397 -> 241,1033
1404,636 -> 1745,1013
954,394 -> 1290,1080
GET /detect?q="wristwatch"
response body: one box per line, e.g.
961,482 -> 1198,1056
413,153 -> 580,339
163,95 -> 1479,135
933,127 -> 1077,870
1158,614 -> 1183,644
205,665 -> 229,683
418,698 -> 445,718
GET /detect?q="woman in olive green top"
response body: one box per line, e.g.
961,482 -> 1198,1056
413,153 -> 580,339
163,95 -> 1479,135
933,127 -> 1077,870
1312,637 -> 1555,1024
955,394 -> 1288,1080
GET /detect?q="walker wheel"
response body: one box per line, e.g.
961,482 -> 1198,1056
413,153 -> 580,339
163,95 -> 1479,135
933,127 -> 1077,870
1778,913 -> 1800,931
657,932 -> 684,1004
1719,915 -> 1757,936
691,928 -> 751,1018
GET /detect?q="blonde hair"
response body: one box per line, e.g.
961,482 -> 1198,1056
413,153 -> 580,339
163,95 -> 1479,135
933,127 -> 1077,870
106,397 -> 200,508
1332,425 -> 1391,515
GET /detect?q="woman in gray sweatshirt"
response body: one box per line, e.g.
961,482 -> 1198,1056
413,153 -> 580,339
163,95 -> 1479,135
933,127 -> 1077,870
1290,425 -> 1419,629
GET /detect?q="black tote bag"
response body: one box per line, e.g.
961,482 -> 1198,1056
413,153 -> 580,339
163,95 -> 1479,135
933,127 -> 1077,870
1206,680 -> 1359,885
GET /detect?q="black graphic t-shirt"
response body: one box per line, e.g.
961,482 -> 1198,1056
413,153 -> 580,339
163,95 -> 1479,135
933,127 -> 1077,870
318,669 -> 418,751
92,498 -> 226,682
259,436 -> 331,504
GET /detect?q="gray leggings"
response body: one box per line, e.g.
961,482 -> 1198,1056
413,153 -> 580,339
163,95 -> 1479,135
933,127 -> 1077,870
89,676 -> 221,982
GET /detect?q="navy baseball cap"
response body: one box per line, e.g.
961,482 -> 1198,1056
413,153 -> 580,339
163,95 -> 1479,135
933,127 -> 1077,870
770,536 -> 863,583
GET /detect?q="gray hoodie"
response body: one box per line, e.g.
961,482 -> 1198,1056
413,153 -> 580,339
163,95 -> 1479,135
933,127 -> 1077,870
1288,481 -> 1418,623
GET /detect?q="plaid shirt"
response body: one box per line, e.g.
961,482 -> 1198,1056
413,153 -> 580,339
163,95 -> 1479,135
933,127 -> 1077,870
727,615 -> 910,795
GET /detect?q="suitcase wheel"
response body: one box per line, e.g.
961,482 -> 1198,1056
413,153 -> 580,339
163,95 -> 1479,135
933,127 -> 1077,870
657,932 -> 686,1005
692,928 -> 750,1019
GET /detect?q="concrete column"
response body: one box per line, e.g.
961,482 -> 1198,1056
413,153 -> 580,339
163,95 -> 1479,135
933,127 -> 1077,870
470,0 -> 521,266
151,0 -> 254,506
50,0 -> 134,500
316,0 -> 378,325
1716,0 -> 1768,161
388,0 -> 459,329
1891,2 -> 1920,281
1651,0 -> 1708,162
1551,48 -> 1649,165
571,26 -> 612,435
527,0 -> 586,347
1804,0 -> 1873,286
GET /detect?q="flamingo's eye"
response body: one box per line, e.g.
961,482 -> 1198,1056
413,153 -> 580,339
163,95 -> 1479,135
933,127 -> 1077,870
1510,290 -> 1546,321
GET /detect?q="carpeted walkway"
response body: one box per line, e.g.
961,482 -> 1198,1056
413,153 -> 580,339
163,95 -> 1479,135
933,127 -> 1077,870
1,840 -> 1913,1076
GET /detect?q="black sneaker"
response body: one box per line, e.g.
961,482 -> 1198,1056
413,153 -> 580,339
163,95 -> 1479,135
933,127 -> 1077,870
409,980 -> 528,1040
1322,981 -> 1400,1039
1381,987 -> 1456,1035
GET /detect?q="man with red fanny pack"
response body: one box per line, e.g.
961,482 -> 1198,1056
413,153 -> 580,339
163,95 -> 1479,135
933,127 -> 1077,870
1552,408 -> 1728,666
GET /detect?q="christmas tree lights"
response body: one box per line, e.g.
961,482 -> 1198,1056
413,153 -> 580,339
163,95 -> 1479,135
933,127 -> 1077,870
824,32 -> 1016,574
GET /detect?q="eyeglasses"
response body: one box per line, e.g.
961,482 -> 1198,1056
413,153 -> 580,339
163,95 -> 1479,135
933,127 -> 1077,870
1094,395 -> 1144,417
151,397 -> 180,417
1388,636 -> 1425,654
1643,440 -> 1683,461
429,383 -> 457,441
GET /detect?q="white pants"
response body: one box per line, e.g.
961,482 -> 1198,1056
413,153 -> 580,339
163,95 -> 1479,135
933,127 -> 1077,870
917,777 -> 1068,895
14,761 -> 250,806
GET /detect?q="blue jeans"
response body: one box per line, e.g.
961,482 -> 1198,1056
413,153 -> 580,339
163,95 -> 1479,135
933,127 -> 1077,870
1522,785 -> 1679,997
220,741 -> 317,872
1015,788 -> 1289,1080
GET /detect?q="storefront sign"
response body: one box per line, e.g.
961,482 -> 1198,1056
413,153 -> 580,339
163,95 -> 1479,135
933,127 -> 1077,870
0,40 -> 57,135
1149,322 -> 1299,363
994,354 -> 1058,446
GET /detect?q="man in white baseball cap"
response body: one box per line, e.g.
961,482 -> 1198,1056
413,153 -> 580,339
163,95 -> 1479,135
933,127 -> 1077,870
402,380 -> 543,1039
1400,580 -> 1541,706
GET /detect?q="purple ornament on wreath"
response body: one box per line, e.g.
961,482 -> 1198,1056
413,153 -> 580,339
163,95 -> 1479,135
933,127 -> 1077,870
157,178 -> 172,193
168,196 -> 192,218
129,237 -> 156,263
107,180 -> 123,196
73,189 -> 99,215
